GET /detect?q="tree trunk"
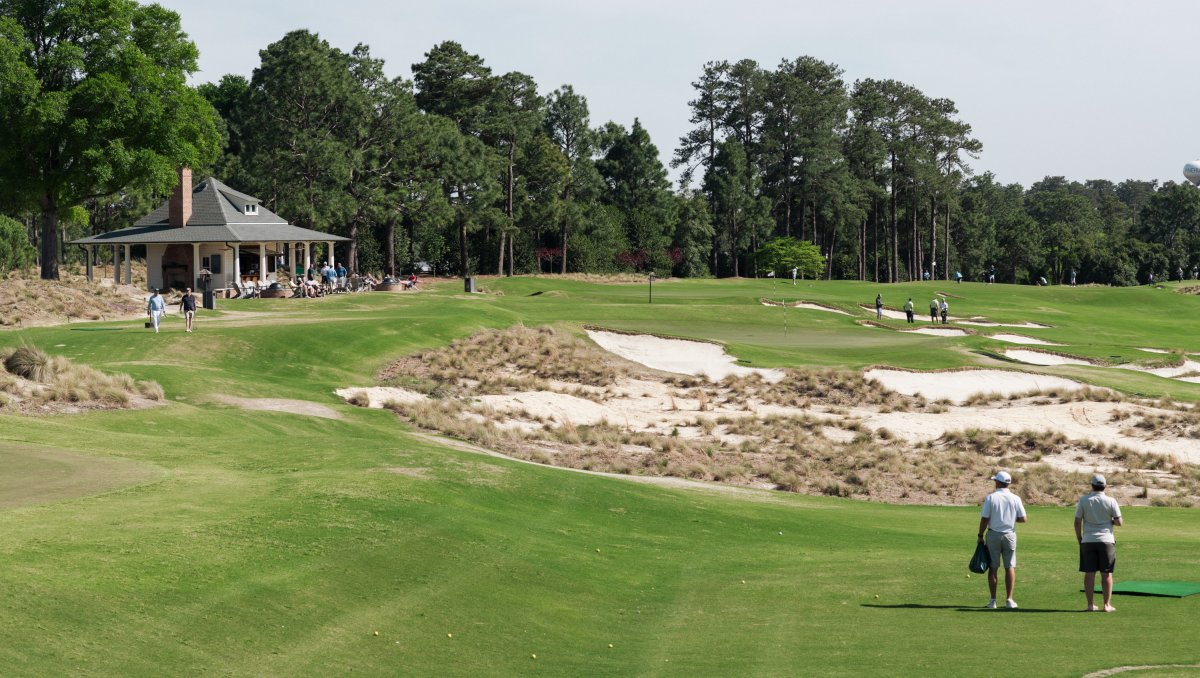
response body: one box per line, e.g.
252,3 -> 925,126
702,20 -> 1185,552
730,214 -> 739,278
508,232 -> 514,277
944,202 -> 951,282
889,155 -> 898,283
385,216 -> 396,277
348,219 -> 359,273
872,200 -> 879,283
559,183 -> 571,274
40,193 -> 59,280
497,232 -> 506,275
929,196 -> 937,282
458,189 -> 470,278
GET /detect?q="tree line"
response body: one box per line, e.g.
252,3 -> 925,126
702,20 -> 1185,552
2,2 -> 1199,284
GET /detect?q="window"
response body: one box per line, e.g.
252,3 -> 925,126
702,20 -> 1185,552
243,204 -> 258,215
209,253 -> 222,274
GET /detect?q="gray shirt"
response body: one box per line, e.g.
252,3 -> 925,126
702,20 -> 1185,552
1075,492 -> 1122,544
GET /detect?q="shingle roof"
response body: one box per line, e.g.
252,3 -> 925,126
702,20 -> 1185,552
68,177 -> 349,245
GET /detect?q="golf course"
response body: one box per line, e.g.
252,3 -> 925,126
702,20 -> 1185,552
2,277 -> 1199,677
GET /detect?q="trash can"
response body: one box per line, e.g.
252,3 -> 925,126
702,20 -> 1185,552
464,276 -> 477,293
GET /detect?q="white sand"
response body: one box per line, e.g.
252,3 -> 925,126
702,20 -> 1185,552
794,302 -> 851,315
1137,347 -> 1169,354
761,300 -> 851,315
586,330 -> 785,383
958,320 -> 1051,329
991,334 -> 1063,346
335,386 -> 428,409
860,305 -> 947,322
907,327 -> 969,337
215,395 -> 342,419
862,400 -> 1200,463
1003,349 -> 1094,366
863,368 -> 1088,403
1117,359 -> 1200,379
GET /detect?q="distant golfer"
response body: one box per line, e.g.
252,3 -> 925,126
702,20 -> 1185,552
929,298 -> 939,323
1070,269 -> 1077,286
791,267 -> 798,285
179,287 -> 196,333
939,298 -> 949,324
1075,474 -> 1123,613
903,298 -> 914,323
978,470 -> 1027,609
875,294 -> 883,320
147,289 -> 165,333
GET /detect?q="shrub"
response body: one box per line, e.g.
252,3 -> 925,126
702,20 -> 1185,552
5,346 -> 52,382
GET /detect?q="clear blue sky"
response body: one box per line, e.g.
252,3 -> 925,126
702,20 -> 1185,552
156,0 -> 1200,188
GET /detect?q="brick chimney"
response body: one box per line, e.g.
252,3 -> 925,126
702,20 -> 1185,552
168,167 -> 192,228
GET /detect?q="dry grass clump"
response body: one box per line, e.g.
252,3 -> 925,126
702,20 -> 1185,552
718,368 -> 895,409
0,345 -> 163,413
379,326 -> 627,397
0,266 -> 144,328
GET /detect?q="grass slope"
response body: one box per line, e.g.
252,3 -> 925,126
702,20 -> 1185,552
0,278 -> 1197,676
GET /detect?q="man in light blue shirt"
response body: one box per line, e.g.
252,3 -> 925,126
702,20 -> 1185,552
977,470 -> 1027,609
146,289 -> 166,333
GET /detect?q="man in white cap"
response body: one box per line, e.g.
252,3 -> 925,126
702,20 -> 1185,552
1075,473 -> 1123,612
977,470 -> 1027,609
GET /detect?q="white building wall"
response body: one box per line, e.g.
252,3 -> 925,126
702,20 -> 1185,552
145,244 -> 166,291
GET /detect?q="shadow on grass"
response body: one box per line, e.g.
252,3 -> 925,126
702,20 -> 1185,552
862,603 -> 1081,614
69,327 -> 128,331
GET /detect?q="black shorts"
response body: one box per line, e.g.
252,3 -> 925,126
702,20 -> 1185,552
1079,542 -> 1116,573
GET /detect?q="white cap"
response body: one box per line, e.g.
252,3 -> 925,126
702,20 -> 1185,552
991,471 -> 1012,485
1091,473 -> 1106,488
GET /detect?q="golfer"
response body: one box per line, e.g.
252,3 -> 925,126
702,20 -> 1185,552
929,298 -> 939,323
179,287 -> 196,333
1075,474 -> 1123,612
903,298 -> 914,323
977,470 -> 1027,609
875,294 -> 883,320
147,289 -> 165,333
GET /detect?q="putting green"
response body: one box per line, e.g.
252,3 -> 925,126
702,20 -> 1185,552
1092,581 -> 1200,598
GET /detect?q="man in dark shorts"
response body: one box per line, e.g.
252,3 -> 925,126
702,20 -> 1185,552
929,298 -> 939,323
179,287 -> 197,332
1075,474 -> 1123,612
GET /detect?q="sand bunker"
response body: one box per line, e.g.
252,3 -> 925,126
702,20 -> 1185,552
215,395 -> 341,419
860,305 -> 947,322
335,386 -> 428,409
864,368 -> 1088,403
1118,359 -> 1200,379
761,299 -> 851,315
907,327 -> 969,337
586,330 -> 785,383
1004,349 -> 1094,367
991,334 -> 1062,346
1138,348 -> 1170,354
958,320 -> 1051,329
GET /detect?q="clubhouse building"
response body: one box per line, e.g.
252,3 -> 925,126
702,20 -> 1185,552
70,168 -> 348,293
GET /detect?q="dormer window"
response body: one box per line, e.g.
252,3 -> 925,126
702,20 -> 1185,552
244,204 -> 258,215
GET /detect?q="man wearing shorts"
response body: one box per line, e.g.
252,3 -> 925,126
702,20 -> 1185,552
179,287 -> 196,333
978,470 -> 1027,609
929,298 -> 939,323
1075,474 -> 1123,612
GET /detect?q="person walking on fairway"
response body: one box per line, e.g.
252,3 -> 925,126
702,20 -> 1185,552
1075,474 -> 1123,612
929,298 -> 939,323
978,470 -> 1027,609
147,289 -> 166,333
939,298 -> 949,324
874,294 -> 883,320
179,287 -> 196,333
903,298 -> 914,323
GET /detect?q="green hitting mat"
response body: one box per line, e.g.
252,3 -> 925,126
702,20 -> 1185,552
1088,581 -> 1200,598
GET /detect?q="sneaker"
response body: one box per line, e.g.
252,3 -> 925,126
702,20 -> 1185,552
985,599 -> 997,609
1005,599 -> 1019,609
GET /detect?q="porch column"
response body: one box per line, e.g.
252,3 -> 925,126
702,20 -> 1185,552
86,246 -> 94,282
303,241 -> 311,275
124,245 -> 132,287
328,242 -> 335,269
258,242 -> 266,283
232,243 -> 241,284
113,246 -> 121,284
192,243 -> 201,290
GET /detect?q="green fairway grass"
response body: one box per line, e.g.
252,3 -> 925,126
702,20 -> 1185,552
1,278 -> 1197,676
